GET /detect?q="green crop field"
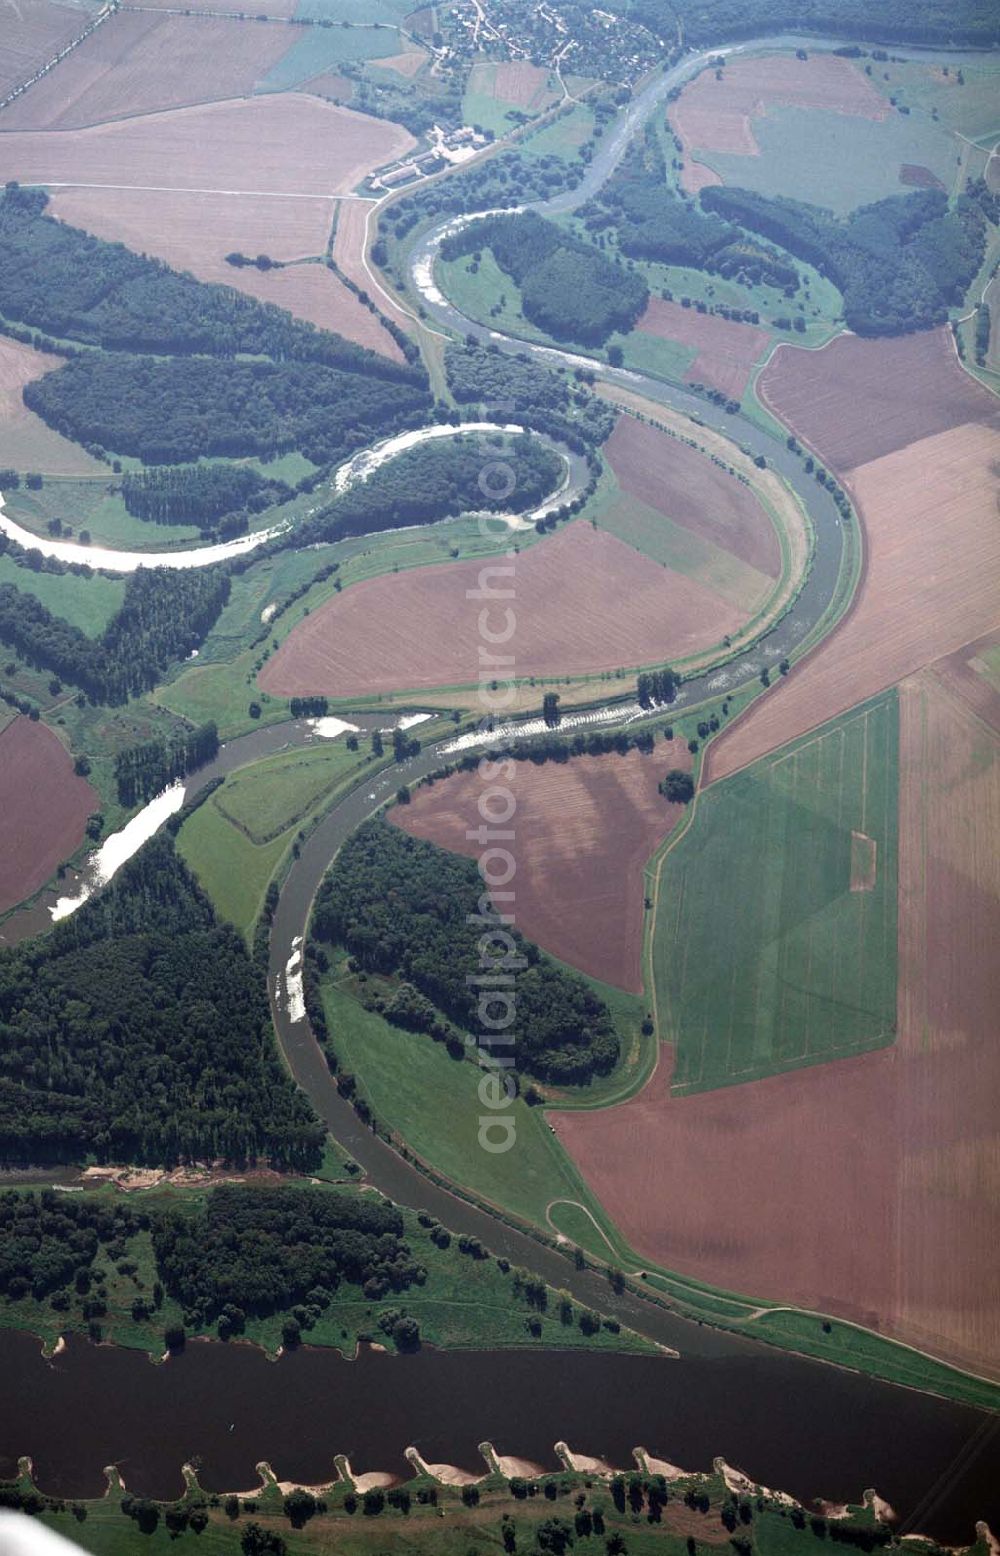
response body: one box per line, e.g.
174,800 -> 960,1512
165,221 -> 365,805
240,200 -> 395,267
698,107 -> 957,214
320,977 -> 609,1248
653,692 -> 899,1093
214,742 -> 363,844
0,554 -> 124,636
259,21 -> 400,90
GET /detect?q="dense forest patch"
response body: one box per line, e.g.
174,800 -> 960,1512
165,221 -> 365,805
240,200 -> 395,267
0,835 -> 323,1168
631,0 -> 1000,46
300,430 -> 564,545
702,181 -> 996,335
0,184 -> 416,379
0,566 -> 230,704
152,1185 -> 420,1326
443,342 -> 615,448
120,464 -> 294,529
312,816 -> 619,1083
583,127 -> 798,291
23,352 -> 431,468
439,211 -> 649,346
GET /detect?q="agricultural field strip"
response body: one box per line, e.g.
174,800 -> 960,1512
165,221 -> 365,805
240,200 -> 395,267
599,392 -> 811,663
654,694 -> 897,1093
33,182 -> 376,200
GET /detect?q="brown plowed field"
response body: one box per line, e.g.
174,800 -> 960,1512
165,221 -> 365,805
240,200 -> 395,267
489,60 -> 557,108
0,716 -> 97,916
0,94 -> 415,197
333,199 -> 414,334
392,747 -> 693,991
0,334 -> 104,475
258,522 -> 745,699
928,632 -> 1000,734
560,674 -> 1000,1376
706,420 -> 1000,786
0,0 -> 92,100
636,297 -> 769,401
1,12 -> 292,129
48,186 -> 403,359
757,328 -> 1000,473
554,1011 -> 1000,1377
378,48 -> 428,79
669,52 -> 885,193
604,415 -> 780,577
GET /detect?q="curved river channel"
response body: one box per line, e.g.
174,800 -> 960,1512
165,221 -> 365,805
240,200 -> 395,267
4,32 -> 999,1534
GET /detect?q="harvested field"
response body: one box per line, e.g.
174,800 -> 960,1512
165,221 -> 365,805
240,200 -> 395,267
304,70 -> 354,102
48,186 -> 403,358
557,673 -> 1000,1375
899,162 -> 945,188
635,297 -> 769,401
669,52 -> 886,194
894,673 -> 1000,1369
0,93 -> 415,197
493,61 -> 555,107
0,12 -> 292,130
393,747 -> 693,991
377,48 -> 427,78
333,196 -> 413,334
603,415 -> 781,577
706,418 -> 1000,785
0,0 -> 95,101
757,328 -> 1000,473
0,716 -> 97,917
0,335 -> 103,475
655,694 -> 898,1093
928,632 -> 1000,734
258,522 -> 746,700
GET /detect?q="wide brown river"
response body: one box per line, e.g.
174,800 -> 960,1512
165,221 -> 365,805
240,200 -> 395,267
2,1329 -> 998,1541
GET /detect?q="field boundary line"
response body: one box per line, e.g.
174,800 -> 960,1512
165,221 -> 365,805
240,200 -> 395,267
33,180 -> 375,201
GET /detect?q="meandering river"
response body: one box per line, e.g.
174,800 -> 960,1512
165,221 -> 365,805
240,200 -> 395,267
5,31 -> 998,1525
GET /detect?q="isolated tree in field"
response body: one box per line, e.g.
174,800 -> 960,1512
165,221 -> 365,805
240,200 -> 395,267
660,769 -> 694,804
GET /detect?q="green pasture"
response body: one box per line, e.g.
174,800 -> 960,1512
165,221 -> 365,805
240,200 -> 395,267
320,977 -> 609,1247
867,50 -> 1000,142
0,554 -> 124,636
519,100 -> 596,162
697,105 -> 957,214
176,797 -> 289,940
176,740 -> 378,936
463,60 -> 560,136
6,481 -> 202,550
652,691 -> 899,1093
214,741 -> 362,844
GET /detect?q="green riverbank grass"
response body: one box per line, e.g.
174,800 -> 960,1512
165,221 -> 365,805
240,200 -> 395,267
320,976 -> 614,1254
